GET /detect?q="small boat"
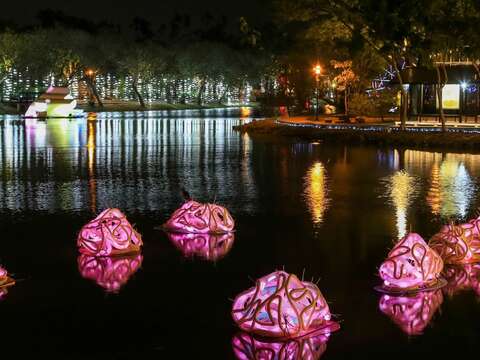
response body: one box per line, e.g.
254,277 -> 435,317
24,86 -> 84,119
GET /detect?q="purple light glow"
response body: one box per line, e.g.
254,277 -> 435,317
163,200 -> 235,234
379,290 -> 443,335
77,208 -> 143,257
78,254 -> 143,293
429,217 -> 480,264
379,233 -> 444,291
232,330 -> 331,360
166,232 -> 234,261
232,271 -> 339,339
0,265 -> 15,299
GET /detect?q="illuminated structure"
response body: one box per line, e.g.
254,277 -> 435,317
232,330 -> 331,360
77,208 -> 143,256
24,86 -> 84,118
163,200 -> 235,234
78,254 -> 143,293
166,232 -> 234,261
398,63 -> 480,120
378,233 -> 444,292
0,266 -> 15,300
443,264 -> 480,298
429,217 -> 480,264
232,271 -> 339,338
378,290 -> 443,335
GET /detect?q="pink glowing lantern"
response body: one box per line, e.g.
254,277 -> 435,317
232,271 -> 339,339
443,264 -> 480,298
378,233 -> 444,293
232,330 -> 330,360
379,290 -> 443,336
0,265 -> 15,299
166,232 -> 234,261
77,208 -> 142,256
163,200 -> 234,234
78,254 -> 143,293
429,218 -> 480,264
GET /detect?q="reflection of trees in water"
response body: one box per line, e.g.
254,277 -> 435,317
303,162 -> 329,225
385,170 -> 417,239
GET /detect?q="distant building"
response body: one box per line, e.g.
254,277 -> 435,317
398,63 -> 480,121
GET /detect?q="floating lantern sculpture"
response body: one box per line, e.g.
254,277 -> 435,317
443,264 -> 480,298
166,232 -> 234,261
78,254 -> 143,293
378,290 -> 443,336
0,266 -> 15,300
232,330 -> 330,360
163,200 -> 235,234
232,271 -> 339,339
77,208 -> 143,257
377,233 -> 445,293
429,218 -> 480,264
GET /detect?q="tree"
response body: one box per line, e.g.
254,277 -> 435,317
331,60 -> 358,114
0,31 -> 19,86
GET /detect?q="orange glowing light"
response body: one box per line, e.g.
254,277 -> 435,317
314,64 -> 322,76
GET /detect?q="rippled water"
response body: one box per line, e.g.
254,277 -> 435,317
0,109 -> 479,358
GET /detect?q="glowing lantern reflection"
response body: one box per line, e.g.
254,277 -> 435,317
78,254 -> 143,293
443,264 -> 480,298
379,290 -> 443,335
232,271 -> 339,338
378,233 -> 444,292
166,232 -> 234,261
232,330 -> 331,360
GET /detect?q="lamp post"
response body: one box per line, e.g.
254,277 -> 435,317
313,64 -> 321,121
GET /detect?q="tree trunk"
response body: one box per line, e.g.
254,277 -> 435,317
132,78 -> 145,108
344,87 -> 349,114
435,66 -> 446,132
197,78 -> 206,106
220,85 -> 229,104
84,76 -> 103,108
392,59 -> 407,130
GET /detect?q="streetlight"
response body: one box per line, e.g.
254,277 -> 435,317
313,64 -> 321,121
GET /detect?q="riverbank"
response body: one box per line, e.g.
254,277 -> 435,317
234,118 -> 480,150
0,100 -> 250,115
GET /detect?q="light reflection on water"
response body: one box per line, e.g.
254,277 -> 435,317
303,162 -> 329,225
0,111 -> 256,213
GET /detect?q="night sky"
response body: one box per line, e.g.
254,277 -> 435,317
1,0 -> 271,26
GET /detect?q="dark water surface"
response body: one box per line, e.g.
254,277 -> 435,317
0,108 -> 479,358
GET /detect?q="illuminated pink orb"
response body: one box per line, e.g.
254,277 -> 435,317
379,290 -> 443,336
379,233 -> 444,292
232,330 -> 330,360
232,271 -> 338,339
78,254 -> 143,293
443,264 -> 480,298
163,200 -> 234,234
166,232 -> 234,261
429,218 -> 480,264
0,265 -> 15,296
77,208 -> 143,256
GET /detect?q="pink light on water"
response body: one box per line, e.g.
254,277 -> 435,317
429,217 -> 480,264
77,208 -> 142,256
232,271 -> 339,339
443,264 -> 480,298
232,330 -> 331,360
379,290 -> 443,335
78,254 -> 143,293
379,233 -> 444,291
163,200 -> 234,234
166,232 -> 234,261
